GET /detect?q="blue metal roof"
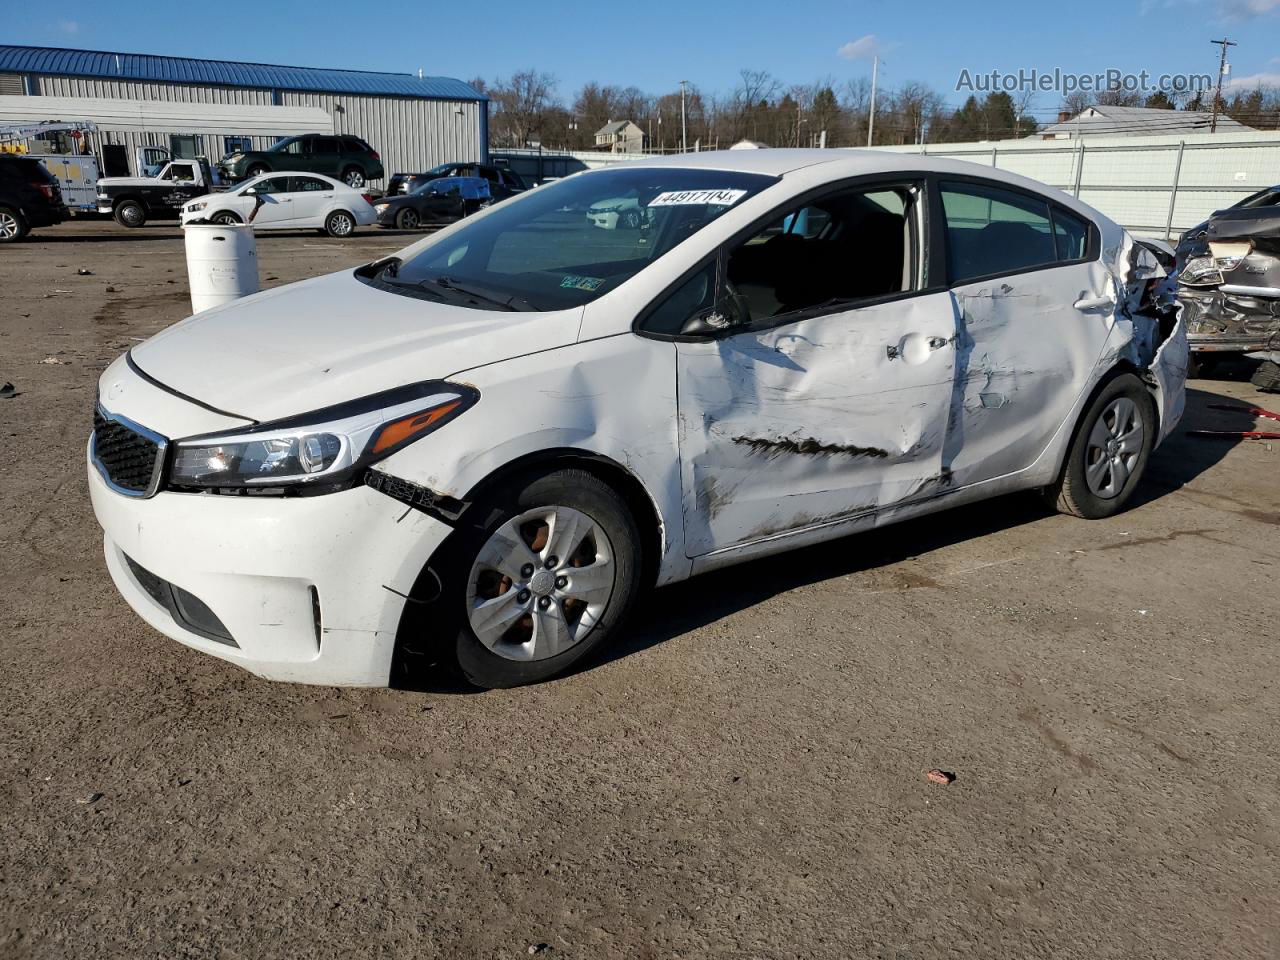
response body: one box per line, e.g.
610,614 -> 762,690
0,45 -> 487,102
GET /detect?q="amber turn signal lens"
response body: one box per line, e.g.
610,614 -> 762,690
370,401 -> 462,454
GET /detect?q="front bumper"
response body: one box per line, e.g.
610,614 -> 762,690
88,447 -> 454,686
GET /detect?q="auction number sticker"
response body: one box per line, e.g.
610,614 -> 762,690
648,189 -> 748,207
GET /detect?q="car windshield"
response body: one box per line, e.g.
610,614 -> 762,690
1236,186 -> 1280,209
384,166 -> 776,311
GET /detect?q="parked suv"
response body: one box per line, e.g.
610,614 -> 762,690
218,135 -> 384,188
0,155 -> 68,242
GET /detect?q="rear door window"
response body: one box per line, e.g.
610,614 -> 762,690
941,181 -> 1058,283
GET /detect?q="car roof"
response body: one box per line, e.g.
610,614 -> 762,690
609,148 -> 1110,219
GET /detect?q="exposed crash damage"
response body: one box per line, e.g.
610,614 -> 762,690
1177,205 -> 1280,388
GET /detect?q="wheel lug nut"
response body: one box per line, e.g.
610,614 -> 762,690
555,576 -> 567,589
545,555 -> 558,569
516,589 -> 531,603
538,596 -> 551,609
520,564 -> 534,578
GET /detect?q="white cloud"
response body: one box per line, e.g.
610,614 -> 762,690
837,35 -> 881,62
57,19 -> 79,34
1220,0 -> 1279,17
1226,71 -> 1280,88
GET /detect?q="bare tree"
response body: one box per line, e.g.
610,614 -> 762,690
489,69 -> 559,147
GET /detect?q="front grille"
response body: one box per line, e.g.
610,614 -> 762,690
92,406 -> 167,497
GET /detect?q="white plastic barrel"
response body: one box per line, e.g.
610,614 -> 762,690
183,223 -> 260,313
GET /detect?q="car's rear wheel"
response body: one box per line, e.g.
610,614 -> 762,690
0,205 -> 27,242
113,200 -> 146,228
324,210 -> 355,237
341,167 -> 366,188
395,207 -> 420,230
211,211 -> 242,225
414,468 -> 643,689
1046,373 -> 1155,519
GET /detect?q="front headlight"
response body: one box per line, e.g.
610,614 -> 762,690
168,380 -> 477,492
375,203 -> 389,212
186,201 -> 207,212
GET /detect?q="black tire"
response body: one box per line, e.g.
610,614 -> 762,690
0,205 -> 27,243
394,207 -> 420,230
324,210 -> 356,237
1252,359 -> 1280,393
1045,372 -> 1156,519
211,211 -> 242,225
421,468 -> 643,689
245,164 -> 269,179
341,167 -> 366,189
113,200 -> 146,228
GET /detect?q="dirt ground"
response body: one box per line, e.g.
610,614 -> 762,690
2,220 -> 1279,960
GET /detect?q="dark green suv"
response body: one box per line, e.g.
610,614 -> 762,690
218,135 -> 384,188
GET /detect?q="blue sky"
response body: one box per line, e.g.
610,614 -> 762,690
7,0 -> 1280,120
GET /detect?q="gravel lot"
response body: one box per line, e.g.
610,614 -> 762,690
2,220 -> 1279,960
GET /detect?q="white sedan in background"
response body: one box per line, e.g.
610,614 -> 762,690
180,172 -> 376,237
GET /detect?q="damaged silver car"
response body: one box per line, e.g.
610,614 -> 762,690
1177,189 -> 1280,386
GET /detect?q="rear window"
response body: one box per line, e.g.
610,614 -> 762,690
1,157 -> 51,182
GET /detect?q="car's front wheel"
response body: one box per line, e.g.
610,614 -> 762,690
245,164 -> 269,179
425,469 -> 643,689
211,211 -> 242,225
395,207 -> 420,230
1046,373 -> 1156,519
0,205 -> 27,242
324,210 -> 355,237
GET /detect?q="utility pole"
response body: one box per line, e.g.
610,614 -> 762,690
867,55 -> 879,147
1209,37 -> 1236,134
679,79 -> 688,153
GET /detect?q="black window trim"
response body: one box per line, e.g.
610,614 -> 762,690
635,172 -> 942,343
930,173 -> 1100,289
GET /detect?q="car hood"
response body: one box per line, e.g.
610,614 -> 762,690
129,270 -> 585,425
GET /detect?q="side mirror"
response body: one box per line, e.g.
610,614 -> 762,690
680,295 -> 748,337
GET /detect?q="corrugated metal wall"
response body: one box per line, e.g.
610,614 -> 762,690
876,131 -> 1280,238
29,74 -> 483,182
279,91 -> 482,174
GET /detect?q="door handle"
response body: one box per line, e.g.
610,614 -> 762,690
927,336 -> 950,350
1073,295 -> 1114,311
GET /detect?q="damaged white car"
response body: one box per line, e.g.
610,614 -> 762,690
88,151 -> 1188,689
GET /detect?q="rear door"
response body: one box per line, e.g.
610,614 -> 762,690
287,175 -> 335,225
311,137 -> 340,176
936,178 -> 1112,486
660,179 -> 959,556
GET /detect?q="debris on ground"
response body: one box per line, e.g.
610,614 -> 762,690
105,286 -> 118,293
527,944 -> 548,955
77,268 -> 93,275
0,382 -> 16,399
77,792 -> 104,805
926,769 -> 956,786
38,356 -> 67,365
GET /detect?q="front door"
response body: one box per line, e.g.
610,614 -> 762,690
935,178 -> 1116,486
246,175 -> 295,226
665,180 -> 958,556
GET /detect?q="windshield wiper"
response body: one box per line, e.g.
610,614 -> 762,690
428,275 -> 539,312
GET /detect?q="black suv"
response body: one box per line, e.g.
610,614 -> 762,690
386,163 -> 526,197
0,156 -> 68,242
218,135 -> 385,187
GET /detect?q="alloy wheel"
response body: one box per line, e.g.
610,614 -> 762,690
465,506 -> 615,662
0,210 -> 18,239
343,170 -> 365,188
1084,396 -> 1144,499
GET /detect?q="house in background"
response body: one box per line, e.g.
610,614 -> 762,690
1035,105 -> 1254,140
594,120 -> 644,154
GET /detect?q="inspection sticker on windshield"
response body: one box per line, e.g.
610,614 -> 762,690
560,275 -> 604,291
648,189 -> 748,208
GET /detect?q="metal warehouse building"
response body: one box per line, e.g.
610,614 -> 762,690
0,44 -> 488,184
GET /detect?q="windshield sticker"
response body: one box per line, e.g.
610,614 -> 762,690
648,189 -> 748,208
560,275 -> 604,291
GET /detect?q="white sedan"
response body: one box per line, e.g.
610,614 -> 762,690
90,150 -> 1187,689
180,172 -> 376,236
